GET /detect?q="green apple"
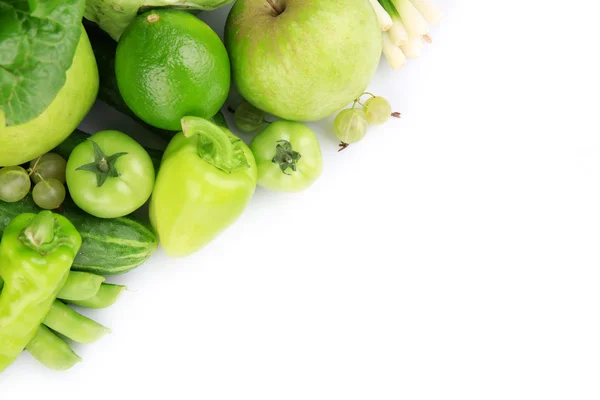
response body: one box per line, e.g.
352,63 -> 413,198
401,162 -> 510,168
225,0 -> 382,122
0,28 -> 99,167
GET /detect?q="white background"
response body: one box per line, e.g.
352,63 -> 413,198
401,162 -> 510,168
2,0 -> 600,398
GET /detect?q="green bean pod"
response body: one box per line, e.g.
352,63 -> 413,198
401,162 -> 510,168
68,284 -> 126,309
57,271 -> 105,301
43,301 -> 110,344
26,325 -> 81,371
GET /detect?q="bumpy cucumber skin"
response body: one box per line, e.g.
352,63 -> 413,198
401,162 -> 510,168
0,196 -> 158,275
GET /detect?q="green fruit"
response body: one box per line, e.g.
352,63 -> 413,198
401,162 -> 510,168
0,166 -> 31,203
364,96 -> 392,125
334,108 -> 368,144
234,101 -> 266,133
250,120 -> 322,192
0,27 -> 99,167
66,130 -> 156,219
32,179 -> 66,210
225,0 -> 382,122
150,117 -> 257,257
115,9 -> 231,131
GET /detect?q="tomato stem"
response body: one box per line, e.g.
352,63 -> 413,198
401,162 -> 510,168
272,140 -> 301,175
98,158 -> 109,173
75,140 -> 127,187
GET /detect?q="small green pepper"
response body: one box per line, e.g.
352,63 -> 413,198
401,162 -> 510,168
0,211 -> 81,372
150,117 -> 257,257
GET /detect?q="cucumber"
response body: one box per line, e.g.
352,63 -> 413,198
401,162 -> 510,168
54,129 -> 164,172
83,20 -> 230,139
0,196 -> 158,275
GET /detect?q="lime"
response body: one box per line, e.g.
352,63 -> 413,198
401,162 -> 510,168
115,9 -> 230,131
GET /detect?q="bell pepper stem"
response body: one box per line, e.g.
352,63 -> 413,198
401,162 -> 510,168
181,116 -> 247,174
22,211 -> 55,248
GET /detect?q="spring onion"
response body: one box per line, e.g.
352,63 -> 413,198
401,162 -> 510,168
408,0 -> 444,25
400,36 -> 424,59
382,32 -> 407,69
379,0 -> 409,45
373,0 -> 443,69
392,0 -> 429,39
368,0 -> 393,31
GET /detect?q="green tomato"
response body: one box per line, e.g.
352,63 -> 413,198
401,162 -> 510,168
66,130 -> 155,218
250,120 -> 323,192
150,117 -> 257,257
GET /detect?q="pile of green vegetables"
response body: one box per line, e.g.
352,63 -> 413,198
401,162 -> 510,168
0,0 -> 441,372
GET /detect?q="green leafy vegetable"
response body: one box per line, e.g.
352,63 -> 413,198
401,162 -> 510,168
0,0 -> 86,126
84,0 -> 235,41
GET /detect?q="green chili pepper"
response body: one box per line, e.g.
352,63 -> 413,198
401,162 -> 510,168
0,211 -> 81,372
149,116 -> 257,257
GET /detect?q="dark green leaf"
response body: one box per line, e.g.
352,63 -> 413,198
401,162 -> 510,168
0,0 -> 85,126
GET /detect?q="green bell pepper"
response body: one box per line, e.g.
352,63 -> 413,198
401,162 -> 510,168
150,117 -> 257,257
0,211 -> 82,372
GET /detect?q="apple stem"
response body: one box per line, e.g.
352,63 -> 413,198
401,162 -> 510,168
265,0 -> 284,16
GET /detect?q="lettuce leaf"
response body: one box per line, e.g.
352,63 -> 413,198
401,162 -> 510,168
84,0 -> 235,41
0,0 -> 85,127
